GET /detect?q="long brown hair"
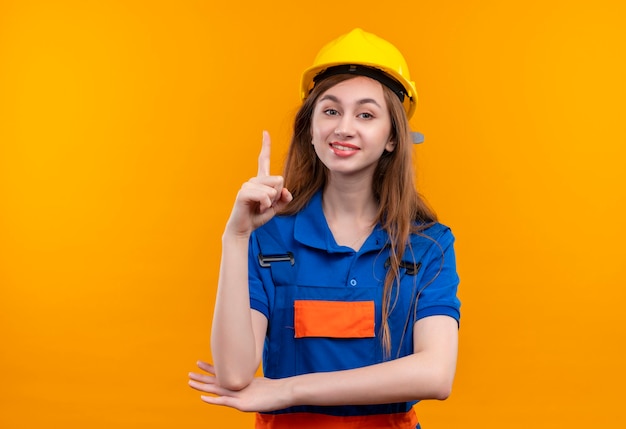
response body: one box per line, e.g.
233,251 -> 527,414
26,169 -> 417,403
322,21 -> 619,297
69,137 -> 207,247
280,74 -> 437,356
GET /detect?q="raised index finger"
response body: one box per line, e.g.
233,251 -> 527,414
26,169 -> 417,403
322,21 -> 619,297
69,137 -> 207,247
257,130 -> 271,177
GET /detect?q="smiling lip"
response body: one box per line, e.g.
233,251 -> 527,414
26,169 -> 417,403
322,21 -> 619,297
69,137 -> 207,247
329,141 -> 360,157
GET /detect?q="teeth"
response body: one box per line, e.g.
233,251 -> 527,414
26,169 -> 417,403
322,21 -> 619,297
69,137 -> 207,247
332,144 -> 356,151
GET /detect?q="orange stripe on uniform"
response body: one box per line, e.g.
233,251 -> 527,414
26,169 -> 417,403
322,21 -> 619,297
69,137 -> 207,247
294,300 -> 375,338
256,411 -> 418,429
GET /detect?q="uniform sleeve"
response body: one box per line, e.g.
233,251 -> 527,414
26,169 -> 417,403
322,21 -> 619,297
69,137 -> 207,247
248,232 -> 271,320
415,228 -> 461,324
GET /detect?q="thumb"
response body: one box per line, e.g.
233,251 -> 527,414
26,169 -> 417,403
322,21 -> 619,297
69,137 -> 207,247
271,188 -> 293,212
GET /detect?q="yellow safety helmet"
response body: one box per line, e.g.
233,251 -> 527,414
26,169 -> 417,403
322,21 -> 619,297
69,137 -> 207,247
301,28 -> 418,120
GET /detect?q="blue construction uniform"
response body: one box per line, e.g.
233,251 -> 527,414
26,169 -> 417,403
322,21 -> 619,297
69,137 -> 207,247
248,190 -> 461,428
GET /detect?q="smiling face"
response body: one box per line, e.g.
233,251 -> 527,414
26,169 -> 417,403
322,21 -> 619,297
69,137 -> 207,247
311,76 -> 394,181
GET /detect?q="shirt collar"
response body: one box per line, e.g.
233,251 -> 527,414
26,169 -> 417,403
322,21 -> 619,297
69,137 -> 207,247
293,190 -> 388,253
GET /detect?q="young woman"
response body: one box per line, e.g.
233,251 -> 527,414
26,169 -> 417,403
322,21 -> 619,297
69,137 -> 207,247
189,28 -> 461,429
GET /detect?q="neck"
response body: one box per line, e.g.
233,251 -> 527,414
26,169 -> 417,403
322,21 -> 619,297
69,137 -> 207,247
321,179 -> 379,251
322,175 -> 378,251
322,180 -> 377,223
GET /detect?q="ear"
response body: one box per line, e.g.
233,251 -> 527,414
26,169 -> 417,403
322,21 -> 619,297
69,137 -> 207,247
385,138 -> 396,153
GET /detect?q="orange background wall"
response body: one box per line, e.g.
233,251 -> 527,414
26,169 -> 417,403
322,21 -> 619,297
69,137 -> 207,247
1,1 -> 625,427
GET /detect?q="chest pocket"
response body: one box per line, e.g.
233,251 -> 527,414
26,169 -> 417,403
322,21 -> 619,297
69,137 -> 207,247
291,285 -> 378,375
294,300 -> 375,338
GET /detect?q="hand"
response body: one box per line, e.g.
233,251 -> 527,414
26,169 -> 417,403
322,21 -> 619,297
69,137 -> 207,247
225,131 -> 293,237
188,361 -> 292,412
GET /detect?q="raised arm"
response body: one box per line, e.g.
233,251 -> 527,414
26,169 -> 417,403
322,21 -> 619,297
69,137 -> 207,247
210,131 -> 292,391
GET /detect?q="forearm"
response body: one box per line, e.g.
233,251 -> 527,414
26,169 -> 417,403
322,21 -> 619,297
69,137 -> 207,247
286,350 -> 456,407
210,232 -> 259,390
285,316 -> 459,407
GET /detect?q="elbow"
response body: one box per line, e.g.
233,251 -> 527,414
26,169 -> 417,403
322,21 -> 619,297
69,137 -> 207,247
426,368 -> 455,401
215,372 -> 253,391
432,381 -> 453,400
210,342 -> 260,391
212,358 -> 255,391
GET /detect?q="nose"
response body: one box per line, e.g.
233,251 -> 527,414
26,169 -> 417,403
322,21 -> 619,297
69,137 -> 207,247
334,115 -> 355,138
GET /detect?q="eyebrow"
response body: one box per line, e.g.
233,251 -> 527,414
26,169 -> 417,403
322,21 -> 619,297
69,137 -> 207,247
319,94 -> 382,108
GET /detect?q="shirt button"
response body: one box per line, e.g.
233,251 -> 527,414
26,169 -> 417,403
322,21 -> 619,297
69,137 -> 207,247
350,278 -> 357,286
